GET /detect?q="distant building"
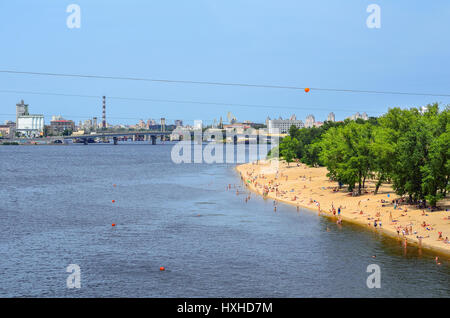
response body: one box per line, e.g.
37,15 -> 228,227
327,112 -> 335,122
15,100 -> 44,137
16,100 -> 29,124
227,112 -> 237,124
314,121 -> 324,128
82,119 -> 93,131
193,120 -> 203,130
16,115 -> 44,137
174,120 -> 183,127
268,119 -> 304,134
223,122 -> 252,134
305,114 -> 315,128
50,116 -> 75,135
137,119 -> 146,129
0,125 -> 13,138
0,121 -> 16,138
348,112 -> 368,121
92,117 -> 98,131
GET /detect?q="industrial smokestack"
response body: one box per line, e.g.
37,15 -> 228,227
102,96 -> 106,129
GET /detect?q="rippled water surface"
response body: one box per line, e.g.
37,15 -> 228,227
0,144 -> 449,297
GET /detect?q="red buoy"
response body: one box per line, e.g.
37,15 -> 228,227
304,87 -> 310,93
112,223 -> 116,227
112,200 -> 115,203
160,267 -> 165,271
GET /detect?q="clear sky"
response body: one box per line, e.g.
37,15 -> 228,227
1,0 -> 449,126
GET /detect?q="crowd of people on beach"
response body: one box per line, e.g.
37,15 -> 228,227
236,161 -> 449,256
239,166 -> 346,225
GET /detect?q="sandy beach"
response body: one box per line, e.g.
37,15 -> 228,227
237,159 -> 450,258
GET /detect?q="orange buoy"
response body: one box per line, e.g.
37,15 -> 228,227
112,200 -> 115,203
160,266 -> 165,271
112,223 -> 116,227
304,87 -> 310,93
113,184 -> 116,187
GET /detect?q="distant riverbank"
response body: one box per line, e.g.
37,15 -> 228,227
0,142 -> 66,146
237,159 -> 450,258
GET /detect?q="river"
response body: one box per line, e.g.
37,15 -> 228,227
0,143 -> 449,297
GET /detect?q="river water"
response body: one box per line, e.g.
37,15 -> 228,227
0,143 -> 449,297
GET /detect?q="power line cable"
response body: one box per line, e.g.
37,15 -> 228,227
0,89 -> 386,114
1,70 -> 450,97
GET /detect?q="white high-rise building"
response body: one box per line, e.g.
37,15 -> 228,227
327,112 -> 335,122
305,114 -> 315,128
347,112 -> 369,121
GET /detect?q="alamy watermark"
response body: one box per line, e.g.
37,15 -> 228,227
64,4 -> 381,31
66,264 -> 81,289
170,126 -> 280,171
366,264 -> 381,288
366,4 -> 381,29
66,4 -> 81,29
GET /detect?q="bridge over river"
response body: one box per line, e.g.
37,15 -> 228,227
7,130 -> 283,145
67,131 -> 172,144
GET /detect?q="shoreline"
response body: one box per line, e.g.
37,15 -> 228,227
236,159 -> 450,259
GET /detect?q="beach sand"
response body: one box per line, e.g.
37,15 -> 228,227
236,159 -> 450,258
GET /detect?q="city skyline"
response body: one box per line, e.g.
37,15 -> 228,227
3,97 -> 369,132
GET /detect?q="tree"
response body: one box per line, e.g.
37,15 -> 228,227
43,125 -> 51,137
279,136 -> 299,166
273,104 -> 449,206
319,122 -> 374,195
420,106 -> 449,206
370,126 -> 395,194
381,103 -> 449,206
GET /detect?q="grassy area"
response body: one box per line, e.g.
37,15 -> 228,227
0,142 -> 20,145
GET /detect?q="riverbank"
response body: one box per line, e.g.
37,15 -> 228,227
237,159 -> 450,258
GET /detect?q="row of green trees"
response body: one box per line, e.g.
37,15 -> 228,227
272,104 -> 449,207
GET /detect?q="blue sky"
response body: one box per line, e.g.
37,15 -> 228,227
0,0 -> 449,125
